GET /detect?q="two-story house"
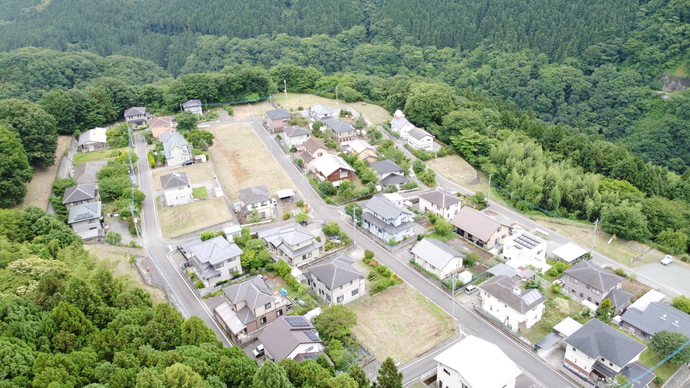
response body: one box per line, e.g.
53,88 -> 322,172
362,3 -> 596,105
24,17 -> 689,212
258,222 -> 322,267
479,275 -> 546,332
390,110 -> 417,140
411,238 -> 464,280
369,159 -> 410,189
265,108 -> 292,132
312,154 -> 355,185
62,184 -> 99,210
259,316 -> 326,362
305,253 -> 365,305
342,139 -> 377,163
502,231 -> 549,273
361,195 -> 415,242
451,206 -> 509,248
124,107 -> 150,125
309,104 -> 334,122
407,127 -> 434,151
67,201 -> 104,242
283,126 -> 311,148
238,185 -> 274,220
78,127 -> 108,153
323,118 -> 355,144
564,319 -> 652,386
215,276 -> 293,344
297,138 -> 328,171
148,116 -> 176,138
562,260 -> 632,309
179,236 -> 243,286
418,188 -> 462,221
161,172 -> 193,206
181,99 -> 203,115
159,132 -> 192,166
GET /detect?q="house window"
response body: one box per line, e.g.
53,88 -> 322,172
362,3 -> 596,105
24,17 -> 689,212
352,289 -> 359,296
340,171 -> 348,178
265,303 -> 271,309
305,346 -> 314,352
260,317 -> 267,325
337,295 -> 344,303
443,368 -> 450,376
580,292 -> 584,298
571,277 -> 578,284
586,285 -> 590,290
277,309 -> 283,317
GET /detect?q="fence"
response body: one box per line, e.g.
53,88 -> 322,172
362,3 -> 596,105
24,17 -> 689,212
661,364 -> 690,388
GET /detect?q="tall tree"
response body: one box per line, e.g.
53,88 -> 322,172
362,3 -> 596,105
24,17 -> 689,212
348,363 -> 370,388
252,360 -> 294,388
374,357 -> 402,388
0,99 -> 58,167
314,304 -> 357,342
0,126 -> 33,208
650,331 -> 690,364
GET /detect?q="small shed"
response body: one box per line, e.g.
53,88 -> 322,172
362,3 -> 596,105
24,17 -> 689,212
553,242 -> 588,263
223,224 -> 242,239
277,189 -> 295,203
290,267 -> 304,282
553,317 -> 583,338
457,270 -> 473,285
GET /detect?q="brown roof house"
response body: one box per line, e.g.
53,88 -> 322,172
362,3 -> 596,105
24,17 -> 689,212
148,116 -> 176,138
451,207 -> 509,249
62,184 -> 98,210
562,260 -> 632,311
297,138 -> 328,171
214,276 -> 293,345
418,188 -> 462,221
478,275 -> 546,332
313,154 -> 355,185
305,253 -> 365,305
258,222 -> 322,267
265,108 -> 292,133
259,316 -> 325,362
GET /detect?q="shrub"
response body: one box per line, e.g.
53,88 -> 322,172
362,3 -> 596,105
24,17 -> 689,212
373,278 -> 397,294
401,181 -> 419,190
283,213 -> 291,220
364,250 -> 374,261
375,265 -> 393,278
105,232 -> 122,246
615,268 -> 627,277
464,253 -> 480,267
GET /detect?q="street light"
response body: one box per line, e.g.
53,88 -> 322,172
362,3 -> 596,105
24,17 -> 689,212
487,172 -> 493,206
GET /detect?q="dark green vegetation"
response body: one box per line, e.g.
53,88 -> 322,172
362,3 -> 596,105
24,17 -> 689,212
0,206 -> 396,387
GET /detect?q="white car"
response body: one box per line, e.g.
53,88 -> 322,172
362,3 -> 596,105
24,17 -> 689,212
661,255 -> 674,266
464,285 -> 478,294
553,279 -> 565,287
252,344 -> 264,358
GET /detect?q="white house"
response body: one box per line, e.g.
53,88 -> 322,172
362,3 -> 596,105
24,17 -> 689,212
309,104 -> 334,122
361,195 -> 415,242
411,238 -> 464,279
179,236 -> 243,286
159,132 -> 192,166
124,107 -> 150,125
502,231 -> 549,273
478,275 -> 546,332
259,316 -> 325,362
407,127 -> 434,151
258,222 -> 322,267
305,253 -> 365,305
418,188 -> 462,221
161,172 -> 193,206
67,201 -> 104,242
390,110 -> 417,140
238,185 -> 274,220
181,99 -> 203,115
434,336 -> 522,388
283,126 -> 311,148
78,127 -> 108,152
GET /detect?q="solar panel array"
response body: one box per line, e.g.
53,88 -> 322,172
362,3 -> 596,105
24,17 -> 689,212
515,233 -> 542,250
305,330 -> 320,341
522,289 -> 542,305
285,316 -> 310,327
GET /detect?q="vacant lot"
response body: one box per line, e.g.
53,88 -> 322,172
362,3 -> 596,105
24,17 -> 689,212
158,196 -> 232,238
269,93 -> 391,125
355,102 -> 392,125
351,284 -> 456,363
230,101 -> 273,120
18,135 -> 73,210
73,146 -> 129,165
85,244 -> 167,303
207,122 -> 296,202
151,163 -> 216,191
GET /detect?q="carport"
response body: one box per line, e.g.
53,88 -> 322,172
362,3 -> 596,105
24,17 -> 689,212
533,332 -> 561,351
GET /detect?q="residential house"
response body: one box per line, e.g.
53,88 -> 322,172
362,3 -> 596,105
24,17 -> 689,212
78,127 -> 108,152
259,316 -> 325,362
258,222 -> 322,267
418,188 -> 461,221
390,110 -> 417,140
215,276 -> 293,344
160,172 -> 193,206
71,160 -> 107,184
382,192 -> 404,207
179,236 -> 243,286
407,127 -> 434,151
62,184 -> 98,210
478,275 -> 546,332
451,206 -> 509,248
411,238 -> 464,279
309,104 -> 334,122
434,336 -> 522,388
312,154 -> 355,185
305,253 -> 365,305
502,231 -> 549,273
553,242 -> 589,263
159,132 -> 192,166
283,126 -> 311,148
297,138 -> 328,171
181,99 -> 203,115
323,118 -> 356,144
342,139 -> 377,163
621,302 -> 690,340
562,260 -> 632,309
369,159 -> 410,189
564,319 -> 652,386
361,195 -> 415,242
265,108 -> 292,132
67,201 -> 104,242
238,185 -> 274,220
124,107 -> 150,125
148,116 -> 176,138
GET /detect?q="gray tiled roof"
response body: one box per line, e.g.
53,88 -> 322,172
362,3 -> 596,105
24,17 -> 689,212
160,172 -> 190,190
411,238 -> 464,271
183,236 -> 243,266
159,132 -> 190,159
451,206 -> 505,243
182,99 -> 202,108
63,184 -> 97,204
620,361 -> 655,388
479,275 -> 545,314
380,173 -> 409,186
564,260 -> 622,293
361,212 -> 415,235
364,195 -> 412,221
408,126 -> 432,141
307,253 -> 362,291
419,189 -> 461,209
72,160 -> 107,184
310,104 -> 333,116
67,201 -> 102,224
390,117 -> 410,130
266,108 -> 291,120
621,302 -> 690,337
124,107 -> 146,117
259,222 -> 320,259
238,185 -> 271,205
605,288 -> 634,310
565,319 -> 645,367
223,276 -> 276,310
259,316 -> 323,361
284,126 -> 310,138
369,159 -> 403,175
323,118 -> 354,133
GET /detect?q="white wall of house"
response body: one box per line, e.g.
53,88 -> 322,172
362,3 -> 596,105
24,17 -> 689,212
435,363 -> 516,388
246,201 -> 274,219
286,134 -> 310,148
205,256 -> 242,284
502,236 -> 547,270
408,135 -> 433,151
415,255 -> 462,279
286,342 -> 325,360
564,346 -> 596,376
166,145 -> 192,166
418,198 -> 461,221
398,123 -> 416,140
479,290 -> 545,332
309,276 -> 365,305
185,106 -> 203,115
164,186 -> 193,206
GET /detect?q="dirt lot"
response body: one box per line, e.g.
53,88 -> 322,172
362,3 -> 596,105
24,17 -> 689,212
207,122 -> 296,203
17,135 -> 73,211
230,101 -> 273,120
430,155 -> 481,188
151,163 -> 216,191
84,244 -> 167,303
350,284 -> 456,363
158,196 -> 232,238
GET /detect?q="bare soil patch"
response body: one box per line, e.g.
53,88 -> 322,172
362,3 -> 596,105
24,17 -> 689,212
230,101 -> 273,120
430,155 -> 480,188
18,136 -> 73,211
350,284 -> 456,363
158,196 -> 232,239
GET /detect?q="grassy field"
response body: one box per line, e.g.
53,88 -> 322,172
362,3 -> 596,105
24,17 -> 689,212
350,284 -> 456,363
73,146 -> 128,165
158,196 -> 232,238
84,245 -> 167,303
639,348 -> 679,385
17,135 -> 72,210
151,163 -> 216,191
207,122 -> 296,202
270,93 -> 393,125
192,186 -> 208,198
522,289 -> 588,344
430,155 -> 481,189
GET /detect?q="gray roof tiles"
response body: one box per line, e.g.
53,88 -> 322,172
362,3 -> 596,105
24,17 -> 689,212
323,118 -> 354,133
621,302 -> 690,337
238,185 -> 271,205
451,207 -> 505,243
419,189 -> 461,209
565,319 -> 645,367
408,126 -> 432,141
184,236 -> 243,266
564,260 -> 623,293
307,253 -> 362,291
266,108 -> 291,120
182,99 -> 202,108
72,160 -> 107,184
124,107 -> 147,117
411,238 -> 464,270
223,276 -> 276,310
364,195 -> 412,221
67,201 -> 102,224
160,172 -> 190,190
284,126 -> 310,138
380,173 -> 410,186
63,184 -> 97,204
390,117 -> 410,130
369,159 -> 403,175
479,275 -> 545,314
259,316 -> 323,361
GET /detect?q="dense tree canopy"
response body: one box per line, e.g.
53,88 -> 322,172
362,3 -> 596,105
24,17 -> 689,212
0,98 -> 57,167
0,126 -> 33,208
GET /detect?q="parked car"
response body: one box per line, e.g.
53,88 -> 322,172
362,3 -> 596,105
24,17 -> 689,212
252,344 -> 264,358
553,279 -> 565,287
182,159 -> 195,166
464,285 -> 478,294
661,255 -> 674,266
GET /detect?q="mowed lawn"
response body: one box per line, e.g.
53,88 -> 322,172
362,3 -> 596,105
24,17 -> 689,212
269,93 -> 392,125
351,284 -> 456,363
151,163 -> 216,191
207,122 -> 296,202
158,196 -> 231,238
73,146 -> 128,165
17,135 -> 72,210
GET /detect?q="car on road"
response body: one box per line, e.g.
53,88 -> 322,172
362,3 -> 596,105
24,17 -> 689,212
464,285 -> 478,294
252,344 -> 264,358
661,255 -> 674,266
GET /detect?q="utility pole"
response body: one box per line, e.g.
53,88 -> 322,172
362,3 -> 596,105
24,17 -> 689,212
451,272 -> 455,318
591,218 -> 599,256
352,208 -> 357,248
283,79 -> 288,109
487,172 -> 493,206
336,85 -> 339,105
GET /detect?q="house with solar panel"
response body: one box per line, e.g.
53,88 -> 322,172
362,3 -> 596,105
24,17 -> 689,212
258,221 -> 322,267
304,253 -> 365,305
258,316 -> 326,362
501,231 -> 549,273
179,236 -> 244,286
478,275 -> 546,332
67,201 -> 104,242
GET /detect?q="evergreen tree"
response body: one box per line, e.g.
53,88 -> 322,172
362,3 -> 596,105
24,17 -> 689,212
252,360 -> 294,388
374,357 -> 402,388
